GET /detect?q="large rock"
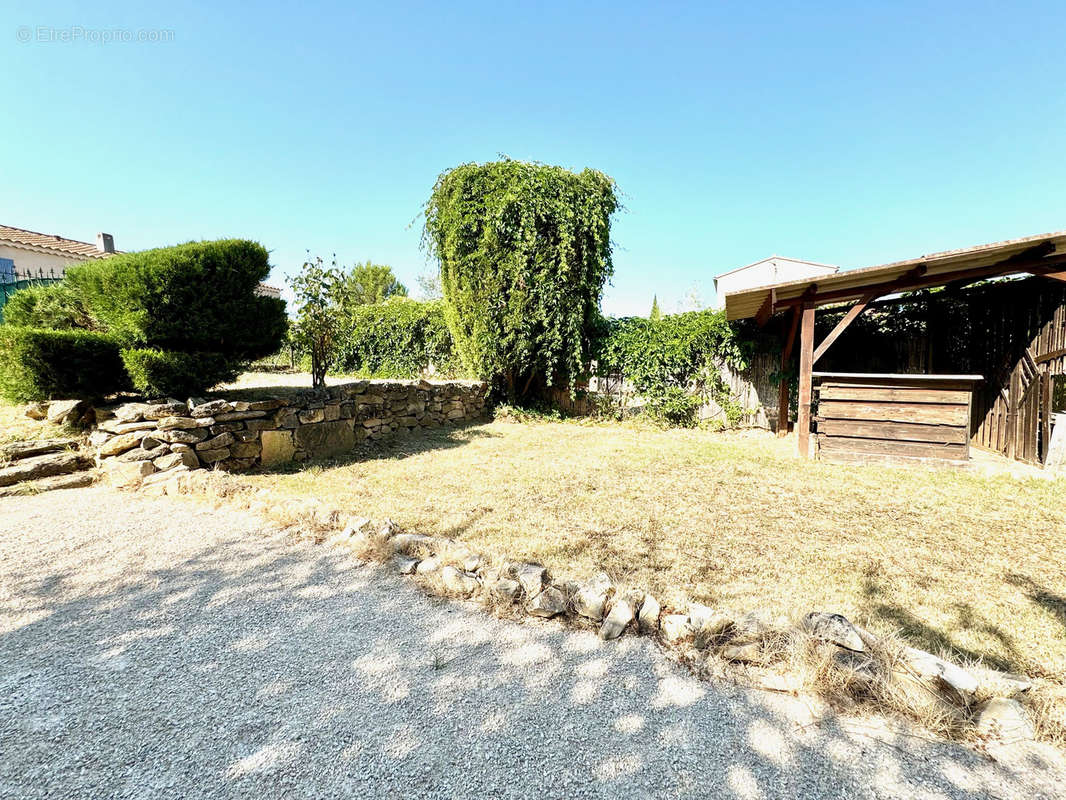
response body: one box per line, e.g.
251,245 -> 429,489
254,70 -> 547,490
721,641 -> 764,664
46,399 -> 88,426
0,451 -> 86,487
23,402 -> 49,420
573,572 -> 613,621
0,438 -> 76,461
154,451 -> 197,471
197,448 -> 230,464
972,667 -> 1032,698
196,432 -> 236,451
527,586 -> 567,618
514,564 -> 548,597
260,429 -> 295,466
491,577 -> 521,603
660,614 -> 692,644
688,604 -> 735,648
975,698 -> 1035,742
113,402 -> 149,422
638,593 -> 661,633
103,459 -> 155,488
390,533 -> 435,558
190,399 -> 231,418
0,471 -> 94,497
804,612 -> 865,652
293,420 -> 355,457
143,401 -> 187,420
157,416 -> 214,431
156,428 -> 209,444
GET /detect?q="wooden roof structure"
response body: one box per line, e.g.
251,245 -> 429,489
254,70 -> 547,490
724,230 -> 1066,323
724,230 -> 1066,460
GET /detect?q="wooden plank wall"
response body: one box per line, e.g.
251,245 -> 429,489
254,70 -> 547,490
816,378 -> 975,466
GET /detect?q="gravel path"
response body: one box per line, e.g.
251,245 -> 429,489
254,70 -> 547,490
1,488 -> 1064,800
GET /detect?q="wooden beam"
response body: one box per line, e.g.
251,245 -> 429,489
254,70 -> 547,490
775,249 -> 1066,311
797,304 -> 816,458
755,288 -> 776,328
1040,270 -> 1066,283
776,306 -> 801,436
1035,347 -> 1066,365
812,291 -> 879,365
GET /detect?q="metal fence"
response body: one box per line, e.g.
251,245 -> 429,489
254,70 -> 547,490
0,267 -> 64,321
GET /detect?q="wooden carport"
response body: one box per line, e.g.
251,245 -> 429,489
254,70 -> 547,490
724,230 -> 1066,461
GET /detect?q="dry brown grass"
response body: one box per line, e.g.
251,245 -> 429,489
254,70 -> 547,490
0,402 -> 68,444
243,417 -> 1066,684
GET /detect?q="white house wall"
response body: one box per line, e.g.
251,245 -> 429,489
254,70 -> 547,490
0,245 -> 89,276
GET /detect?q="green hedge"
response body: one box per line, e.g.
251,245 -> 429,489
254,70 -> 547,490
121,349 -> 239,399
333,298 -> 460,378
1,283 -> 91,330
591,309 -> 757,426
0,327 -> 131,402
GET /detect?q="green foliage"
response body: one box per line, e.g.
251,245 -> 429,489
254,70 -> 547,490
592,309 -> 755,427
336,261 -> 408,308
0,327 -> 130,402
63,239 -> 287,361
334,297 -> 460,378
1,283 -> 93,330
288,253 -> 345,388
649,295 -> 661,321
424,158 -> 619,402
121,348 -> 238,399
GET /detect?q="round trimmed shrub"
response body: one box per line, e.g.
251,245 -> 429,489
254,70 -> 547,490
0,327 -> 131,402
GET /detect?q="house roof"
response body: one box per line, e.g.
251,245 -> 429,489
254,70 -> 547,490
714,255 -> 838,282
0,223 -> 112,260
724,230 -> 1066,321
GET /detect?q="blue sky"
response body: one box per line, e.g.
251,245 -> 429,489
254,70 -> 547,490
3,0 -> 1065,316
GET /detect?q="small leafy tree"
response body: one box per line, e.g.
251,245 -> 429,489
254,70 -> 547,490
423,158 -> 619,402
336,261 -> 407,308
288,253 -> 344,388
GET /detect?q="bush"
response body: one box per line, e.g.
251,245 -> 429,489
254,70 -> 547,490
334,298 -> 459,378
121,348 -> 239,399
591,309 -> 756,427
424,159 -> 618,401
0,327 -> 130,402
63,239 -> 288,360
1,283 -> 92,330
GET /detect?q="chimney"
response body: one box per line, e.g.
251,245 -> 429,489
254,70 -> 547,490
96,232 -> 115,254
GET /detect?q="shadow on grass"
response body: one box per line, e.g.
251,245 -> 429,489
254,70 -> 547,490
2,489 -> 1060,798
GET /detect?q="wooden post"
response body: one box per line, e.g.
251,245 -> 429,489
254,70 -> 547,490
797,304 -> 816,458
777,307 -> 801,436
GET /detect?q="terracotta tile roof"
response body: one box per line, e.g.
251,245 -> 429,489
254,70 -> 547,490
0,223 -> 112,259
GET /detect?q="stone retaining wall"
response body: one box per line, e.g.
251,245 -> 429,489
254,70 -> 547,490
88,380 -> 489,481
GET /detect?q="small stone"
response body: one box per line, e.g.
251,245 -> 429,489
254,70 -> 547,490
390,533 -> 434,558
440,565 -> 479,597
157,416 -> 214,431
527,586 -> 566,618
573,572 -> 613,621
114,402 -> 149,422
491,578 -> 521,603
722,642 -> 764,663
660,614 -> 692,644
213,411 -> 267,422
972,667 -> 1032,698
393,556 -> 419,575
190,399 -> 231,417
975,697 -> 1034,742
117,444 -> 168,463
804,612 -> 865,652
600,590 -> 641,640
638,593 -> 661,633
461,554 -> 482,573
755,673 -> 803,693
143,401 -> 188,420
229,441 -> 260,459
156,428 -> 209,444
342,516 -> 372,537
298,408 -> 325,424
197,448 -> 230,464
97,431 -> 147,457
196,432 -> 236,451
103,459 -> 155,488
901,647 -> 979,702
24,402 -> 49,420
688,604 -> 735,648
514,563 -> 548,597
416,556 -> 441,574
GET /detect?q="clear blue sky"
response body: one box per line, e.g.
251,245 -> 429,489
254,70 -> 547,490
3,0 -> 1065,316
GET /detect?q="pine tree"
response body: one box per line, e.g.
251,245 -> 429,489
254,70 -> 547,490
650,294 -> 662,321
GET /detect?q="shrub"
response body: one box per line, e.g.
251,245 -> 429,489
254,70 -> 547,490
0,327 -> 130,402
334,297 -> 459,378
424,158 -> 619,401
591,309 -> 756,427
63,239 -> 287,360
1,283 -> 92,330
121,348 -> 239,399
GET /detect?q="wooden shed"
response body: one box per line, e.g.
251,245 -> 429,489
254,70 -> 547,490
723,230 -> 1066,467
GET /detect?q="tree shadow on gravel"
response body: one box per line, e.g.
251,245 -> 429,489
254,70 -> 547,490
0,490 -> 1063,800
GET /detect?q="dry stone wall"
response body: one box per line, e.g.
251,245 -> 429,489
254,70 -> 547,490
88,380 -> 488,480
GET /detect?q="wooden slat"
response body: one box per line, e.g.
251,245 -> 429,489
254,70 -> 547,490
818,435 -> 969,459
797,305 -> 815,458
812,292 -> 879,365
819,385 -> 970,404
817,418 -> 969,444
818,399 -> 970,426
819,450 -> 970,468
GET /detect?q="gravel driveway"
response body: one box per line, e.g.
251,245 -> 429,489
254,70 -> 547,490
1,488 -> 1064,799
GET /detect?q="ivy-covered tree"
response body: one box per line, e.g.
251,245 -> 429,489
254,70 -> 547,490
423,159 -> 619,402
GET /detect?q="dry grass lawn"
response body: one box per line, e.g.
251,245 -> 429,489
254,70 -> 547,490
244,418 -> 1066,682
